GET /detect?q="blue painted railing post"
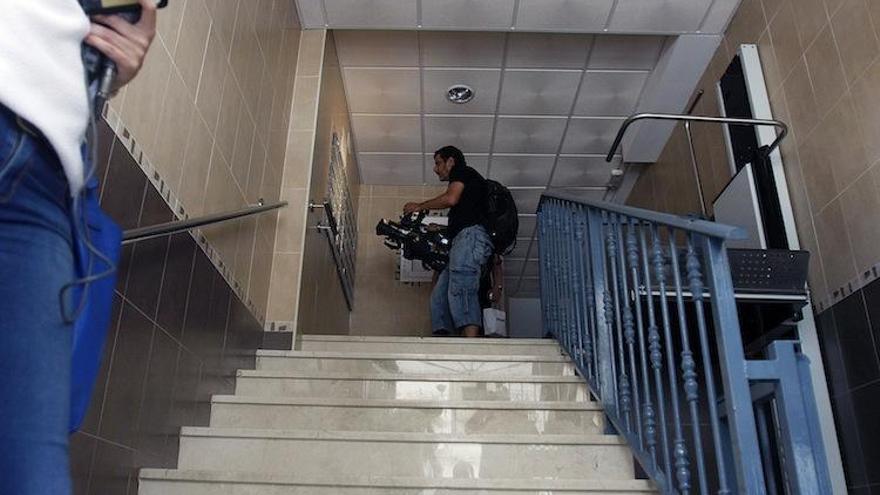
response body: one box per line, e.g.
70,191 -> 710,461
587,207 -> 617,417
702,236 -> 767,494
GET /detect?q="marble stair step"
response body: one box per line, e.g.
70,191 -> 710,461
295,335 -> 563,356
256,350 -> 576,377
209,395 -> 605,434
176,428 -> 636,480
234,370 -> 591,402
139,469 -> 657,494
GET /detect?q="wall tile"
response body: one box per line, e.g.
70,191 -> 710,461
134,327 -> 179,465
215,71 -> 244,164
119,42 -> 172,157
178,116 -> 214,217
804,26 -> 849,117
769,1 -> 805,81
833,292 -> 880,388
97,302 -> 154,448
100,143 -> 147,230
155,0 -> 186,52
726,0 -> 768,49
815,198 -> 858,292
799,118 -> 840,211
173,0 -> 211,97
69,432 -> 96,495
781,59 -> 820,145
840,165 -> 880,272
830,0 -> 880,85
794,0 -> 831,47
151,68 -> 195,193
850,380 -> 880,484
155,233 -> 197,338
267,252 -> 301,321
283,130 -> 316,187
88,440 -> 134,495
196,28 -> 227,133
275,188 -> 308,253
851,58 -> 880,166
124,187 -> 173,317
292,76 -> 321,131
831,391 -> 869,487
297,30 -> 326,78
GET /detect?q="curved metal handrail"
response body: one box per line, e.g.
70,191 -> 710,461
605,112 -> 789,162
122,201 -> 288,245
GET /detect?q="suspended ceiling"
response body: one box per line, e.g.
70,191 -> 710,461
294,1 -> 740,297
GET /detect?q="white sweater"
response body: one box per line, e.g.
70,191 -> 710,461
0,0 -> 91,196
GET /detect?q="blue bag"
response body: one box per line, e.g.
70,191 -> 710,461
68,176 -> 121,433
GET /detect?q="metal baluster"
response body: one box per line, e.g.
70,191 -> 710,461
538,207 -> 552,336
548,202 -> 562,339
686,234 -> 730,494
638,222 -> 671,478
557,203 -> 573,354
605,212 -> 631,431
668,232 -> 710,495
627,218 -> 655,463
615,215 -> 643,445
576,207 -> 596,381
588,207 -> 617,412
567,208 -> 585,370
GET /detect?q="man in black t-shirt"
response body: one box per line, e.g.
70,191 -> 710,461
404,146 -> 494,338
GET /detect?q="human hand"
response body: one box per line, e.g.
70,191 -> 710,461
85,0 -> 157,93
403,202 -> 422,215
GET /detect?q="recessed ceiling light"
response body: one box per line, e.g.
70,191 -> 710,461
447,85 -> 475,104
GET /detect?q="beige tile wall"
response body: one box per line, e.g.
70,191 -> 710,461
266,29 -> 327,325
627,0 -> 880,310
107,0 -> 301,320
297,32 -> 361,335
351,186 -> 447,337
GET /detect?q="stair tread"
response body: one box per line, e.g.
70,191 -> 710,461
298,336 -> 558,345
237,369 -> 585,382
257,350 -> 570,362
211,395 -> 600,410
181,427 -> 624,445
140,469 -> 655,491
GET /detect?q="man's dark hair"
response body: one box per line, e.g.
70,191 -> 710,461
434,146 -> 467,168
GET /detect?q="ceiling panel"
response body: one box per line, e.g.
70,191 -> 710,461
324,0 -> 418,27
504,259 -> 540,278
489,155 -> 556,186
422,69 -> 501,114
493,117 -> 568,154
551,155 -> 622,187
352,115 -> 422,152
358,153 -> 424,184
295,0 -> 325,26
510,188 -> 545,215
515,0 -> 615,31
506,33 -> 593,69
420,32 -> 506,67
499,70 -> 582,115
334,31 -> 420,66
588,36 -> 665,70
561,117 -> 625,154
574,71 -> 650,116
344,68 -> 421,113
421,0 -> 516,29
506,239 -> 534,259
518,215 -> 537,237
608,0 -> 714,33
424,115 -> 495,153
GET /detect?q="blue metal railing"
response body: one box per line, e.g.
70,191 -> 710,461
538,191 -> 832,495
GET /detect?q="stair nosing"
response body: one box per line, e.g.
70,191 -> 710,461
298,335 -> 558,346
139,469 -> 656,491
236,370 -> 586,383
180,427 -> 624,445
210,395 -> 601,410
257,350 -> 571,362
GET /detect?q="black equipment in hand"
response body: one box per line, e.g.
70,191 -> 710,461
376,211 -> 451,272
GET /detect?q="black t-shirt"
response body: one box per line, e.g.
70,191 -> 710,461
447,164 -> 487,240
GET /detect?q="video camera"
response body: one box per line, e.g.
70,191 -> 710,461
375,211 -> 451,272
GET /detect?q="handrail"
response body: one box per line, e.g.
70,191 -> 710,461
122,201 -> 288,245
540,191 -> 747,241
605,112 -> 789,163
538,195 -> 832,494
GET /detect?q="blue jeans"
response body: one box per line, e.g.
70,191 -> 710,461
431,225 -> 494,333
0,105 -> 75,494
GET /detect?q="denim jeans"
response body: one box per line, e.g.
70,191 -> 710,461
431,224 -> 494,332
0,104 -> 75,494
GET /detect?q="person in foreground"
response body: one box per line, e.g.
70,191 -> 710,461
404,146 -> 494,338
0,1 -> 157,493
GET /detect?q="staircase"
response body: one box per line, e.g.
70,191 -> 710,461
139,335 -> 656,494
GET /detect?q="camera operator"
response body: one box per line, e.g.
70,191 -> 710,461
0,1 -> 157,493
404,146 -> 494,338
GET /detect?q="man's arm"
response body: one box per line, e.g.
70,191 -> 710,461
403,182 -> 464,214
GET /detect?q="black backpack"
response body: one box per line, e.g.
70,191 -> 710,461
483,180 -> 518,255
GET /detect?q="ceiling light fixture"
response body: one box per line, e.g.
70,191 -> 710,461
446,85 -> 475,104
